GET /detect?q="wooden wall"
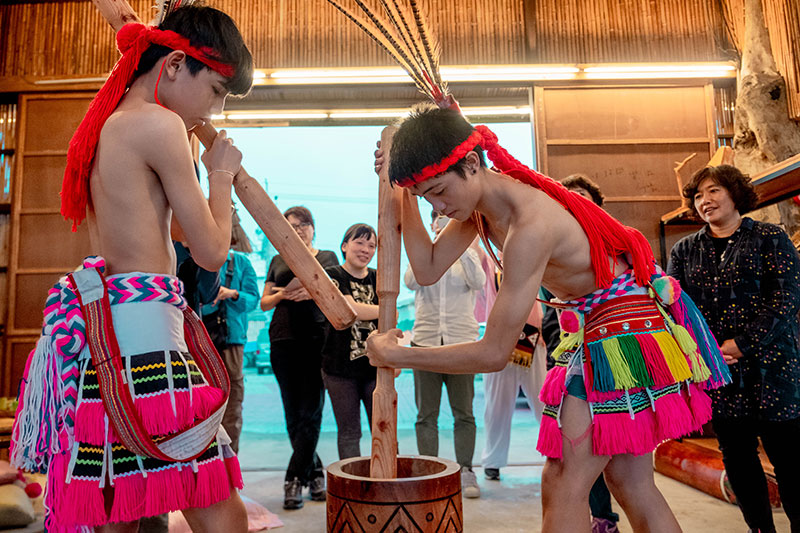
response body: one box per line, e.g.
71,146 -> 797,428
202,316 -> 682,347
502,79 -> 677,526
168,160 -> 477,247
2,94 -> 93,396
534,83 -> 715,261
523,0 -> 730,63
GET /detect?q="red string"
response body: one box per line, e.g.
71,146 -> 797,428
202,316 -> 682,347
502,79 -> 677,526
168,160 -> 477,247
61,23 -> 235,230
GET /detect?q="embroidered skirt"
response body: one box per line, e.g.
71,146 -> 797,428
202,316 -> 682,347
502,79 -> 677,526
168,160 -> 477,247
12,265 -> 242,532
536,271 -> 731,459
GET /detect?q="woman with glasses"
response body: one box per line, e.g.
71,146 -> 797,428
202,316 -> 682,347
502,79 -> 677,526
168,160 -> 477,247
261,205 -> 339,510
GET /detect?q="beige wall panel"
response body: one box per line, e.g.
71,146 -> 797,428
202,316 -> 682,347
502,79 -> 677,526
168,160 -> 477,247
23,99 -> 89,153
543,87 -> 710,141
546,143 -> 710,197
13,273 -> 56,331
20,156 -> 65,210
2,338 -> 37,398
604,200 -> 683,259
17,213 -> 90,269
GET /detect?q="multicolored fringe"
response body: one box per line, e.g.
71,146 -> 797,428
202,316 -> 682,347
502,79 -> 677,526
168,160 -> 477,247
537,272 -> 730,458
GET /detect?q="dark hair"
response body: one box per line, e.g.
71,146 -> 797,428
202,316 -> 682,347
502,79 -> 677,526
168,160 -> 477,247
283,205 -> 314,228
340,223 -> 376,259
135,5 -> 253,96
683,165 -> 759,216
389,104 -> 486,186
562,174 -> 605,207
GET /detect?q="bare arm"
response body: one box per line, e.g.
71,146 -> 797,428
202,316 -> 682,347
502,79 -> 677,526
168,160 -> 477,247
345,295 -> 380,321
367,226 -> 548,373
139,110 -> 240,271
401,189 -> 478,285
260,281 -> 285,311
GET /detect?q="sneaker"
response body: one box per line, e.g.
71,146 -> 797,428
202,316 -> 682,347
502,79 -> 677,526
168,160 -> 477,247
309,475 -> 327,502
283,478 -> 304,510
484,467 -> 500,481
591,517 -> 620,533
461,467 -> 481,499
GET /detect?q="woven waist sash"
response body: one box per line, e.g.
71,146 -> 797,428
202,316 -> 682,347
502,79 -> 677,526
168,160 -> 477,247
68,267 -> 230,462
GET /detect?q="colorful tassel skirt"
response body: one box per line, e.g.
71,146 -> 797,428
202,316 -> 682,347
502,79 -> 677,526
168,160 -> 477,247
537,271 -> 731,459
13,267 -> 243,532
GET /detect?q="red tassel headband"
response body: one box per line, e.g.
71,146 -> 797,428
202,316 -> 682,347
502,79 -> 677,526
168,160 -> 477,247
394,129 -> 483,187
60,23 -> 235,230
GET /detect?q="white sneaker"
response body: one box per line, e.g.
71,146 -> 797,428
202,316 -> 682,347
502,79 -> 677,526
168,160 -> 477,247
461,466 -> 481,499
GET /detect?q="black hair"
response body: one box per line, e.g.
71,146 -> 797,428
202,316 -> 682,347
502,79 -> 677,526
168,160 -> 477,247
340,223 -> 376,260
283,205 -> 314,228
389,104 -> 486,186
561,173 -> 605,207
135,5 -> 253,96
683,165 -> 759,216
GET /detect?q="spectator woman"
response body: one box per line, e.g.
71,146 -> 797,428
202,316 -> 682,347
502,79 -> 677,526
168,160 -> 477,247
322,224 -> 379,460
668,165 -> 800,533
261,206 -> 338,510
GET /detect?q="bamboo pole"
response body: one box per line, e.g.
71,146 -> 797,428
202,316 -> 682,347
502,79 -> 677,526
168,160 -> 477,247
370,126 -> 400,479
87,0 -> 356,330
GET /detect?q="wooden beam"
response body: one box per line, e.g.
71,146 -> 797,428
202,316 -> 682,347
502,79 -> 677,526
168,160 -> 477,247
750,153 -> 800,208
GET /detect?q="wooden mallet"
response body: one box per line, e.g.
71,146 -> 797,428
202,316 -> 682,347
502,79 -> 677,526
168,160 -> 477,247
370,126 -> 400,479
88,0 -> 357,331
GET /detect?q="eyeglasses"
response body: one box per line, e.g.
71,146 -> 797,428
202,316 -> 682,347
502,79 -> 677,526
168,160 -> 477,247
290,222 -> 312,231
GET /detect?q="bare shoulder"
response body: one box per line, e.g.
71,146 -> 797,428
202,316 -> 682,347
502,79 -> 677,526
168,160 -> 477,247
103,104 -> 186,153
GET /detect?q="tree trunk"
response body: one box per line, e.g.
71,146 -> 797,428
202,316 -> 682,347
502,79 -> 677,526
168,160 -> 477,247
733,0 -> 800,233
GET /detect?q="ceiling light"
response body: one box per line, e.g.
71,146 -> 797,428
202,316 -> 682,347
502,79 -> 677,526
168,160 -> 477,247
227,112 -> 329,120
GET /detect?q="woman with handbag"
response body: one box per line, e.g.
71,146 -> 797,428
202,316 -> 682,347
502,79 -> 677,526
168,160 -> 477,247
261,206 -> 339,510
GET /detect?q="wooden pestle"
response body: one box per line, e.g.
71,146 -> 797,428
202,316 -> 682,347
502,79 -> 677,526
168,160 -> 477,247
370,126 -> 400,478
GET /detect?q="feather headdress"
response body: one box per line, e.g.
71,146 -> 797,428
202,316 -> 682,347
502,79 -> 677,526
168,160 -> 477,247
326,0 -> 658,289
325,0 -> 456,111
153,0 -> 196,25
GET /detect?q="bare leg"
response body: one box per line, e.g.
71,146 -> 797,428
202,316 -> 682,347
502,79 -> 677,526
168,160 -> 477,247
541,395 -> 610,533
181,488 -> 248,533
604,453 -> 682,533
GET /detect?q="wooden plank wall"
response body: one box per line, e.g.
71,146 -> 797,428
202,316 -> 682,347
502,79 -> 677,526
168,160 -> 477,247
534,84 -> 715,263
2,94 -> 94,396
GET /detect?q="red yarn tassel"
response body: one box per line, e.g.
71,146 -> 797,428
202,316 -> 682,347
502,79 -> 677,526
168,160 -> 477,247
474,125 -> 656,288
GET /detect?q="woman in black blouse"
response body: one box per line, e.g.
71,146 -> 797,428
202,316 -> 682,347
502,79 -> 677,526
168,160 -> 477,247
261,206 -> 339,510
668,165 -> 800,533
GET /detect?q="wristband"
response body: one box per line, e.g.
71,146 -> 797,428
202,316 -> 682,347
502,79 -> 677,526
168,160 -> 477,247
209,169 -> 236,179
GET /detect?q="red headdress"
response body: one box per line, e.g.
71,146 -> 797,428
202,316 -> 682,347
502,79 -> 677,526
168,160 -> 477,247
60,22 -> 235,230
325,0 -> 656,288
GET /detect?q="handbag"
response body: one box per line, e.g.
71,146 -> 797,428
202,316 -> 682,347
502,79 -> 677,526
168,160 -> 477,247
202,255 -> 235,352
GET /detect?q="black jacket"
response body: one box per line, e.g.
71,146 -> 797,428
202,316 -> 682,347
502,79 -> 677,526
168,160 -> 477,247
668,217 -> 800,421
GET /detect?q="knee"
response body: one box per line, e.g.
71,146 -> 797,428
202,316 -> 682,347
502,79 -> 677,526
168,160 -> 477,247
541,460 -> 570,501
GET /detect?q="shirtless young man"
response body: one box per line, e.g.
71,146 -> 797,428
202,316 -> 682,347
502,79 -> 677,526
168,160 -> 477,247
13,6 -> 253,532
367,106 -> 730,533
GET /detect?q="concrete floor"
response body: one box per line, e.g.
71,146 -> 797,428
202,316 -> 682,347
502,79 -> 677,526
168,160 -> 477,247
236,369 -> 791,532
7,369 -> 793,531
240,466 -> 792,532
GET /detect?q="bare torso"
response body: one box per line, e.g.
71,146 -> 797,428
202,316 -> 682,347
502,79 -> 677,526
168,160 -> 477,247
88,101 -> 185,276
477,175 -> 629,300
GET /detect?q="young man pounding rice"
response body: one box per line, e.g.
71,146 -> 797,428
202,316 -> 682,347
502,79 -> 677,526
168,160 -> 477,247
368,106 -> 730,533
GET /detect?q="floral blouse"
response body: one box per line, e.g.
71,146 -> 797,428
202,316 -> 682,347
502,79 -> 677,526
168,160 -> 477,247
668,217 -> 800,421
